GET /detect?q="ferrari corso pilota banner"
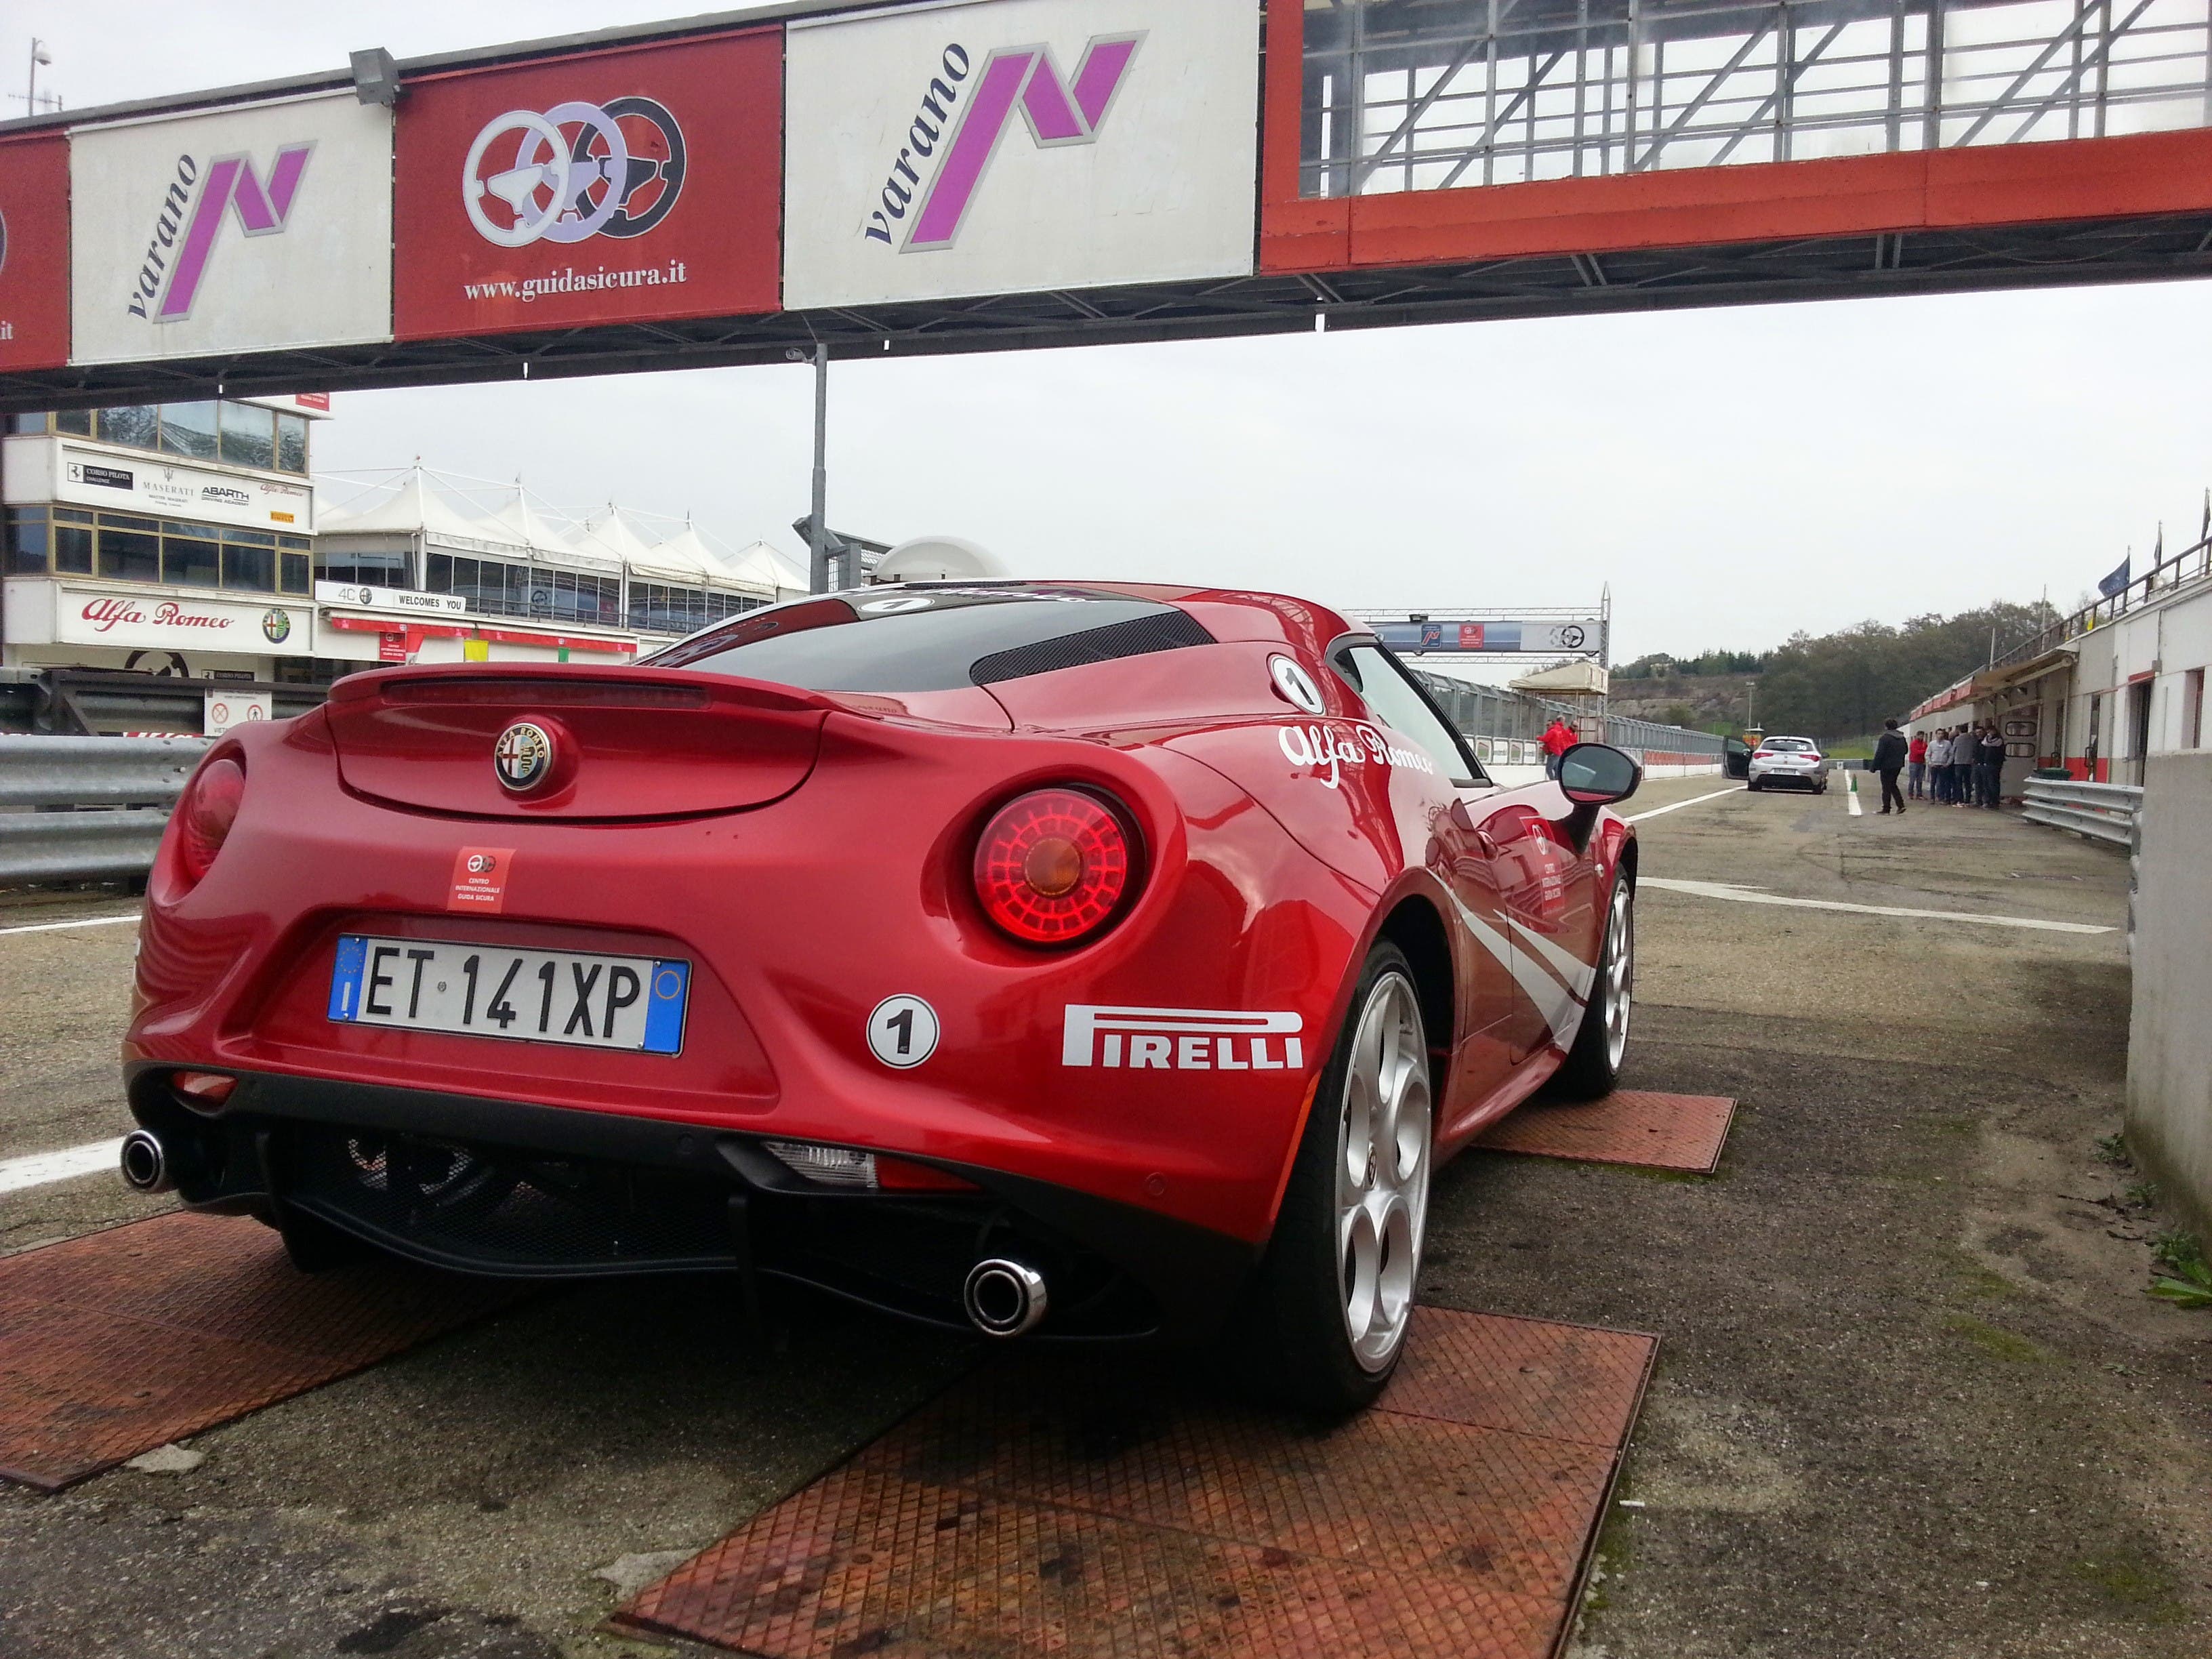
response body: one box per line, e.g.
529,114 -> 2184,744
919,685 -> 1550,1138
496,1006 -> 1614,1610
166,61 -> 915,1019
393,28 -> 782,339
70,92 -> 393,365
0,133 -> 70,371
783,0 -> 1261,309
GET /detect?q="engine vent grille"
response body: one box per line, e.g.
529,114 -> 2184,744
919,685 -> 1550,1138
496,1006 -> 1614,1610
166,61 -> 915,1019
969,611 -> 1212,687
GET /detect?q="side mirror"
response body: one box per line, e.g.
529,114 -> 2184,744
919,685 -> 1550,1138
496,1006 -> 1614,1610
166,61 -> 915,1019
1558,742 -> 1642,806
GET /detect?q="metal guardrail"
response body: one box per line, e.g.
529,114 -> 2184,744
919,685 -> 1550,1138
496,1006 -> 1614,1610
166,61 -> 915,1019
2020,777 -> 2141,848
0,735 -> 210,884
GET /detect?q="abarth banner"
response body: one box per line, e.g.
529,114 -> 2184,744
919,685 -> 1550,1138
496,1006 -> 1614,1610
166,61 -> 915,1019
394,28 -> 781,339
0,134 -> 70,371
784,0 -> 1260,309
70,91 -> 392,365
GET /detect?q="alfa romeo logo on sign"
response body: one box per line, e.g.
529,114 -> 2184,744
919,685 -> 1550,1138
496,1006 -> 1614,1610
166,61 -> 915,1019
493,722 -> 555,792
261,609 -> 291,643
462,98 -> 685,248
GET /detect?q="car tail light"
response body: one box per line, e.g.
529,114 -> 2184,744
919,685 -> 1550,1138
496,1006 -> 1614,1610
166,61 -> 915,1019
175,756 -> 246,885
972,787 -> 1135,945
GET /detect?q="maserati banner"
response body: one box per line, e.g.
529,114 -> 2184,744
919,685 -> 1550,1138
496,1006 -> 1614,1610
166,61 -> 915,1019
70,91 -> 393,365
392,28 -> 781,339
0,134 -> 70,371
784,0 -> 1260,309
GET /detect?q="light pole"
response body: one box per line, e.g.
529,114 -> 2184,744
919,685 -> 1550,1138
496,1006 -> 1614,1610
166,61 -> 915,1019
26,39 -> 52,113
807,345 -> 831,594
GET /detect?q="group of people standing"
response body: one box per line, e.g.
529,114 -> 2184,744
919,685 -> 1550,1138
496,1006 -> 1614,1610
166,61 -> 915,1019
1904,722 -> 2007,808
1871,718 -> 2007,814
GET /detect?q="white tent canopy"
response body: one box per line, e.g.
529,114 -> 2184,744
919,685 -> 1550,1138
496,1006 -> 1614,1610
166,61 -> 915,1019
1508,659 -> 1610,697
315,466 -> 791,596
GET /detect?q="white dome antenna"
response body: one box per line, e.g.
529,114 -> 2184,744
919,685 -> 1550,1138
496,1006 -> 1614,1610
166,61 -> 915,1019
870,536 -> 1007,585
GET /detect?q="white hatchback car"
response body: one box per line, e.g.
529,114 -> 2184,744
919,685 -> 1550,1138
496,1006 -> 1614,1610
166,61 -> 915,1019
1746,735 -> 1830,794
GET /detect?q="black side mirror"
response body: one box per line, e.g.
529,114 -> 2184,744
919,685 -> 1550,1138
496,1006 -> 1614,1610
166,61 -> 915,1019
1558,743 -> 1641,805
1557,743 -> 1641,851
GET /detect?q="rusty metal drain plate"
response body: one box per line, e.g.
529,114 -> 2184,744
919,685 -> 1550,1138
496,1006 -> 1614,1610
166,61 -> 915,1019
619,1309 -> 1656,1659
0,1211 -> 518,1491
1475,1090 -> 1737,1174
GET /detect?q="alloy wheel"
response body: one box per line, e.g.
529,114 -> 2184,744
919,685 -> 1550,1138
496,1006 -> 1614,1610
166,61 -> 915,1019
1603,882 -> 1635,1071
1336,971 -> 1431,1372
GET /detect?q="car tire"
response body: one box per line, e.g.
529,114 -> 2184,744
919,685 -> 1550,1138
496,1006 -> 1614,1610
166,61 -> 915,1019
1228,939 -> 1433,1417
1746,779 -> 1761,792
1549,875 -> 1634,1102
275,1206 -> 366,1273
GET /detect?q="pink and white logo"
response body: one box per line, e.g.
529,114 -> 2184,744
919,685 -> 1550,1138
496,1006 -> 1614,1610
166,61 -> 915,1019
142,144 -> 314,323
905,34 -> 1142,252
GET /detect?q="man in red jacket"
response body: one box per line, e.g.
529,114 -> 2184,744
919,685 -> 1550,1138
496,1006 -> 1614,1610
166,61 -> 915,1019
1542,717 -> 1576,779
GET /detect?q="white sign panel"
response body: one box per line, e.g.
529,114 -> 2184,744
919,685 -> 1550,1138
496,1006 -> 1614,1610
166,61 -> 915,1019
56,443 -> 314,532
203,690 -> 274,735
785,0 -> 1258,308
315,581 -> 467,616
71,91 -> 394,365
58,586 -> 314,657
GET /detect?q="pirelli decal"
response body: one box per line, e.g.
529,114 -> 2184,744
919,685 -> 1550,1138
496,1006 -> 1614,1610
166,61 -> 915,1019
1062,1006 -> 1304,1071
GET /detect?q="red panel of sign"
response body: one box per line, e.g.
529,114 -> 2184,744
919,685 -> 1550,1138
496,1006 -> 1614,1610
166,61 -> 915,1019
0,134 -> 70,371
393,28 -> 780,340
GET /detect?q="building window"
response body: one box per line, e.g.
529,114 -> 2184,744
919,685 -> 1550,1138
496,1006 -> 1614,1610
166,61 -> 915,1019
98,405 -> 160,449
2188,670 -> 2206,750
4,507 -> 49,574
54,408 -> 93,437
280,537 -> 312,596
219,401 -> 276,470
628,581 -> 764,634
158,401 -> 222,462
162,523 -> 222,588
221,529 -> 276,593
275,413 -> 309,475
99,516 -> 162,583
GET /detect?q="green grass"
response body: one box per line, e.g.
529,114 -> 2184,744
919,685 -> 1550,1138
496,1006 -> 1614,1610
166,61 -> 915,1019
1944,1314 -> 2050,1363
2072,1548 -> 2188,1623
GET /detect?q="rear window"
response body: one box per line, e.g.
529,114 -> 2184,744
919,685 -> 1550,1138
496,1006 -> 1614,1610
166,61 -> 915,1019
642,586 -> 1212,693
1761,737 -> 1815,752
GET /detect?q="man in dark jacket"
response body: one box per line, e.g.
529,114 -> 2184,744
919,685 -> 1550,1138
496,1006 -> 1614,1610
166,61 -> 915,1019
1980,724 -> 2007,808
1872,718 -> 1910,815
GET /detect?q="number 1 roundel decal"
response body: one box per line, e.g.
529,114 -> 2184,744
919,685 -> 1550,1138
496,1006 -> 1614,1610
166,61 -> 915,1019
867,994 -> 939,1069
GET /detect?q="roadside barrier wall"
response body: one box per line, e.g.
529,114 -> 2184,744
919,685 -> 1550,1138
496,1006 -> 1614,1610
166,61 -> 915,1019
1414,672 -> 1726,779
2126,751 -> 2212,1242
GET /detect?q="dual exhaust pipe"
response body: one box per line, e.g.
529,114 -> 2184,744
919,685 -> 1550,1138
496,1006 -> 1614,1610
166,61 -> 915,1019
121,1124 -> 1050,1337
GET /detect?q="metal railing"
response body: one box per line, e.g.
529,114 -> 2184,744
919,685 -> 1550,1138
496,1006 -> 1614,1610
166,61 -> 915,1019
1303,0 -> 2212,199
0,735 -> 208,885
1412,670 -> 1727,762
2020,775 -> 2140,845
1992,527 -> 2212,670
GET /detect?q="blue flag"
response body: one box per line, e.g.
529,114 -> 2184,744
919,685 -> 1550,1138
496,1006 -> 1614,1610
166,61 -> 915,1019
2098,556 -> 2131,599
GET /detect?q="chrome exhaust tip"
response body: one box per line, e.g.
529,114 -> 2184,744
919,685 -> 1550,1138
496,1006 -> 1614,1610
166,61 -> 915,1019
119,1129 -> 172,1193
962,1257 -> 1048,1338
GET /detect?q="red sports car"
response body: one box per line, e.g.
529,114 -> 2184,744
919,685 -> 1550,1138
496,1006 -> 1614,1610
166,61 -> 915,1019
121,583 -> 1640,1411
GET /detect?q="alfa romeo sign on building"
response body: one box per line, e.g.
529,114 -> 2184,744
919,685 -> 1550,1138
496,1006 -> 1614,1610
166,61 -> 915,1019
70,91 -> 394,365
391,28 -> 782,339
783,0 -> 1260,309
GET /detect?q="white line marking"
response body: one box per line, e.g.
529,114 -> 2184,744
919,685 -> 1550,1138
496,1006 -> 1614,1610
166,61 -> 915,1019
0,912 -> 140,937
1641,877 -> 2116,935
1624,786 -> 1741,823
0,1138 -> 124,1194
1845,771 -> 1863,817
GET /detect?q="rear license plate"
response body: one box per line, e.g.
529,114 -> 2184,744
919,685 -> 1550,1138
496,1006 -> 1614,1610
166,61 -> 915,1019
327,935 -> 689,1054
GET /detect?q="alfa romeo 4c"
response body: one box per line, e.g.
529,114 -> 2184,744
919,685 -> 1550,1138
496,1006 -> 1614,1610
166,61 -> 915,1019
122,582 -> 1641,1411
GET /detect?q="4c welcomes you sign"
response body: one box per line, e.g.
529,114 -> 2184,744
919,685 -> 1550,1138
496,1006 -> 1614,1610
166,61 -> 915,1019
784,0 -> 1259,309
70,91 -> 394,365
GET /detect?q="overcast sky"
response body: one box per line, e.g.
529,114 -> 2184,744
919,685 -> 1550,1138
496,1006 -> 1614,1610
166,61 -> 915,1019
14,1 -> 2212,661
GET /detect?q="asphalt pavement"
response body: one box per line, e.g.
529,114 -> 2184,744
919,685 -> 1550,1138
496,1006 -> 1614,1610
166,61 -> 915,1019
3,774 -> 2207,1658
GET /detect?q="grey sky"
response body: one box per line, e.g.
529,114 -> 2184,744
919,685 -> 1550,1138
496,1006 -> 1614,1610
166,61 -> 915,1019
14,2 -> 2212,660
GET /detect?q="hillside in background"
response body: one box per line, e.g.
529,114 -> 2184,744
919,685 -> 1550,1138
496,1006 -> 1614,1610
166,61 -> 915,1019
1616,599 -> 2060,741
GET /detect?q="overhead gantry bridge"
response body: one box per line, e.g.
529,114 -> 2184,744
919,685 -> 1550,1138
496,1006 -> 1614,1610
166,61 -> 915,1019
3,0 -> 2211,411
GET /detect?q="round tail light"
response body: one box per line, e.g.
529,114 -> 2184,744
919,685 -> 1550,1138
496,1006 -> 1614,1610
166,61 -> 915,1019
176,756 -> 246,885
972,788 -> 1136,945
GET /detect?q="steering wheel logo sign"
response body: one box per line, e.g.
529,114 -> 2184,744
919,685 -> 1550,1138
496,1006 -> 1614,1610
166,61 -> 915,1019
463,97 -> 687,248
1557,624 -> 1587,650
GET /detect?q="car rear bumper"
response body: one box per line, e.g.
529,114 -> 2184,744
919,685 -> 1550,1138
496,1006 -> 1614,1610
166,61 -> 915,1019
125,1063 -> 1259,1346
1749,771 -> 1824,789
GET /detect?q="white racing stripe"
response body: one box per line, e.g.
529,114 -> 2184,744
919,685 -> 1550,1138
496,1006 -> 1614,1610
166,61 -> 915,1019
1641,877 -> 2116,935
0,912 -> 140,938
0,1137 -> 124,1194
1624,785 -> 1740,823
1845,771 -> 1864,817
